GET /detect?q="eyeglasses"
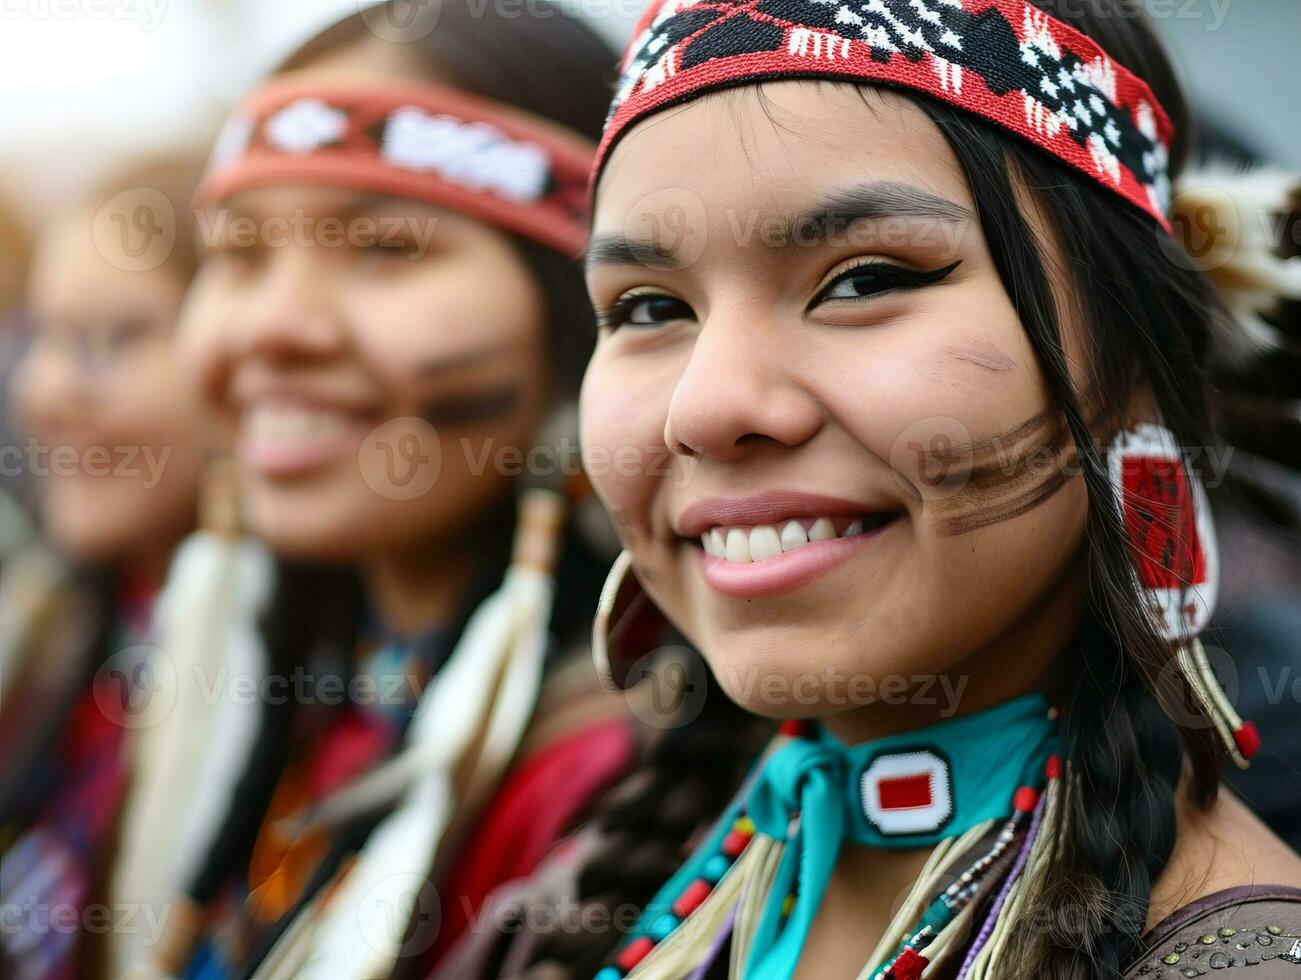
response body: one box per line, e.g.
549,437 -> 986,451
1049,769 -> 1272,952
26,316 -> 173,377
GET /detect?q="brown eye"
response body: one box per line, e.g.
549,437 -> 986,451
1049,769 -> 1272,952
600,293 -> 695,330
812,260 -> 962,307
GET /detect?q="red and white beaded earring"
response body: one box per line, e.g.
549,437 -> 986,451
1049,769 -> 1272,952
1107,422 -> 1259,767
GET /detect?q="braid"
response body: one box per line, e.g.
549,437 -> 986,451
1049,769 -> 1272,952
527,662 -> 770,976
920,51 -> 1225,971
1028,619 -> 1183,977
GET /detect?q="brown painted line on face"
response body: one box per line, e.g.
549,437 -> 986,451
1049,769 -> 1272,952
419,384 -> 523,428
935,461 -> 1073,536
926,392 -> 1108,537
925,411 -> 1054,468
931,411 -> 1082,538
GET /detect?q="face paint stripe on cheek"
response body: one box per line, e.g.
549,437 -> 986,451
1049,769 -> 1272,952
419,384 -> 523,428
927,422 -> 1074,536
935,462 -> 1073,536
922,388 -> 1106,536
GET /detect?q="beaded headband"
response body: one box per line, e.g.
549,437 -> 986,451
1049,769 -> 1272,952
594,0 -> 1176,229
198,79 -> 596,257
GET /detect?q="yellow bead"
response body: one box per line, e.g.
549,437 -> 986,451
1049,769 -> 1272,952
782,895 -> 795,916
734,817 -> 756,835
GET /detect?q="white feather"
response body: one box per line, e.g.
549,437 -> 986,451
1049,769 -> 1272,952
109,531 -> 273,980
259,490 -> 562,980
1174,164 -> 1301,362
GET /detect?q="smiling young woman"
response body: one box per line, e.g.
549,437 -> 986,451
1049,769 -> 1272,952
0,157 -> 208,980
104,4 -> 634,980
502,0 -> 1301,978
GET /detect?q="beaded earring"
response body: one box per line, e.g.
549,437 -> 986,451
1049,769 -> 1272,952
1107,422 -> 1259,767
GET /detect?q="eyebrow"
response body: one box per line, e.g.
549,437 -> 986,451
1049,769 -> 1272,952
782,181 -> 972,248
586,181 -> 971,269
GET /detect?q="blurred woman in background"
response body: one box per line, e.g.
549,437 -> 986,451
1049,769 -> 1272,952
0,182 -> 34,558
0,158 -> 207,980
125,3 -> 633,978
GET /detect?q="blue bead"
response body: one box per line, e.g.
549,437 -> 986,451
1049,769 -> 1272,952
595,968 -> 623,980
649,913 -> 680,941
702,855 -> 730,882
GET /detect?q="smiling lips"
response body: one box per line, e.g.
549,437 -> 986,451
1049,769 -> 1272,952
678,492 -> 899,598
239,401 -> 372,476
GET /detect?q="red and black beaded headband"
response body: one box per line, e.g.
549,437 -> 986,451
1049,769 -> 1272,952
198,79 -> 596,257
594,0 -> 1176,230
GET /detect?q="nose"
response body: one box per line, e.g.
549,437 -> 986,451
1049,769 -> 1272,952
664,310 -> 823,460
227,248 -> 348,363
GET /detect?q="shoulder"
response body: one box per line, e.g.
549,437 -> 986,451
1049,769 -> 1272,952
1128,786 -> 1301,978
1150,784 -> 1301,925
1127,886 -> 1301,978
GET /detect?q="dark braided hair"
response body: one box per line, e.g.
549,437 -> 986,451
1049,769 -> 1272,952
530,661 -> 771,977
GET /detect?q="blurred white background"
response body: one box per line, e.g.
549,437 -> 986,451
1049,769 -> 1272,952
0,0 -> 1297,218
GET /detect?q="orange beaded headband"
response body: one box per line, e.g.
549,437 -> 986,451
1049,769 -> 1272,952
198,79 -> 596,257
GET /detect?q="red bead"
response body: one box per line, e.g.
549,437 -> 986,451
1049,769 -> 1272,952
1045,754 -> 1062,779
672,878 -> 713,917
779,719 -> 810,737
722,829 -> 753,858
1234,721 -> 1261,760
1013,787 -> 1039,814
617,936 -> 655,971
887,948 -> 929,980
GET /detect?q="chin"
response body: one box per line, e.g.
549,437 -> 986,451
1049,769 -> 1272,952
244,492 -> 365,563
698,615 -> 941,722
696,628 -> 822,720
44,495 -> 146,566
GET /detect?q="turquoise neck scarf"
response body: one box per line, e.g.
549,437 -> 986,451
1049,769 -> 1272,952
613,693 -> 1057,980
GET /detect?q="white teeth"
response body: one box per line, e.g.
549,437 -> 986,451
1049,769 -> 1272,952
749,525 -> 782,561
780,520 -> 808,550
808,518 -> 836,541
703,515 -> 885,563
246,404 -> 352,443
